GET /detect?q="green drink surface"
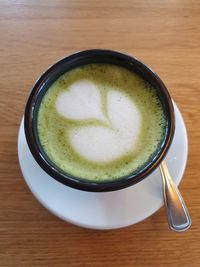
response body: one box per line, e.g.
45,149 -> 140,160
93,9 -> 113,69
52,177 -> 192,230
37,63 -> 166,182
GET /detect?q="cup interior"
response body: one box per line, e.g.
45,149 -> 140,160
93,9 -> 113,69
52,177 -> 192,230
24,49 -> 175,192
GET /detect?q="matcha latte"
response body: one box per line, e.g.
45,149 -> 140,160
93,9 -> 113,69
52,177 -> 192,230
37,64 -> 166,182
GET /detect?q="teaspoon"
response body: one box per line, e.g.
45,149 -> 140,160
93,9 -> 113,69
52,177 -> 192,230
159,161 -> 191,232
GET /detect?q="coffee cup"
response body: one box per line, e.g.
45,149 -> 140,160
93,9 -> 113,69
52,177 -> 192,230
24,50 -> 175,192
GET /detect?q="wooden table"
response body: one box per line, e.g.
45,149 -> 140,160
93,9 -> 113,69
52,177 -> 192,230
0,1 -> 200,266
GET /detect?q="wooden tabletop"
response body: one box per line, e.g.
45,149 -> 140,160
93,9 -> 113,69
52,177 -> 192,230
0,1 -> 200,266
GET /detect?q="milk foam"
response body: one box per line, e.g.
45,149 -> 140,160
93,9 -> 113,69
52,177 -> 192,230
56,80 -> 105,121
58,84 -> 141,162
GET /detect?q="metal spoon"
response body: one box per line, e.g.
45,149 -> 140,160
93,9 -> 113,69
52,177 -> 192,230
159,161 -> 191,232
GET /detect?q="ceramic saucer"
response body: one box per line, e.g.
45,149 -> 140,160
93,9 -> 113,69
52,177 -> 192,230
18,102 -> 188,230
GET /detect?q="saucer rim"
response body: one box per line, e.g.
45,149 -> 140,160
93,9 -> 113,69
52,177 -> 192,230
18,101 -> 188,230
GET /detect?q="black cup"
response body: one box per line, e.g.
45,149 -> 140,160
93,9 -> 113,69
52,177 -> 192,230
24,49 -> 175,192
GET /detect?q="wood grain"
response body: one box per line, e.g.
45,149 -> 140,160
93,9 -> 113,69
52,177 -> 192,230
0,1 -> 200,266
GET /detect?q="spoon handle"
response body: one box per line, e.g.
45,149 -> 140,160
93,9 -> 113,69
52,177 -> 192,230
160,161 -> 191,232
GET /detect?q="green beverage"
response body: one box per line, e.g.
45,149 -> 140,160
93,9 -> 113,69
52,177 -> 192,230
37,63 -> 166,181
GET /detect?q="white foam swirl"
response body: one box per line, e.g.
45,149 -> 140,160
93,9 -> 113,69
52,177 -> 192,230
56,80 -> 141,162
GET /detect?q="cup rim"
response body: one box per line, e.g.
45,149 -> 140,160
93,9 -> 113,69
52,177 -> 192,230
24,49 -> 175,192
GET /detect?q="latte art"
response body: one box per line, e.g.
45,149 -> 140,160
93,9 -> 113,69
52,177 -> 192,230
56,80 -> 141,162
56,80 -> 105,121
37,64 -> 166,181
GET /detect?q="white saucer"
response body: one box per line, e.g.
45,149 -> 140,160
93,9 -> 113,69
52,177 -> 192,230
18,102 -> 188,230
